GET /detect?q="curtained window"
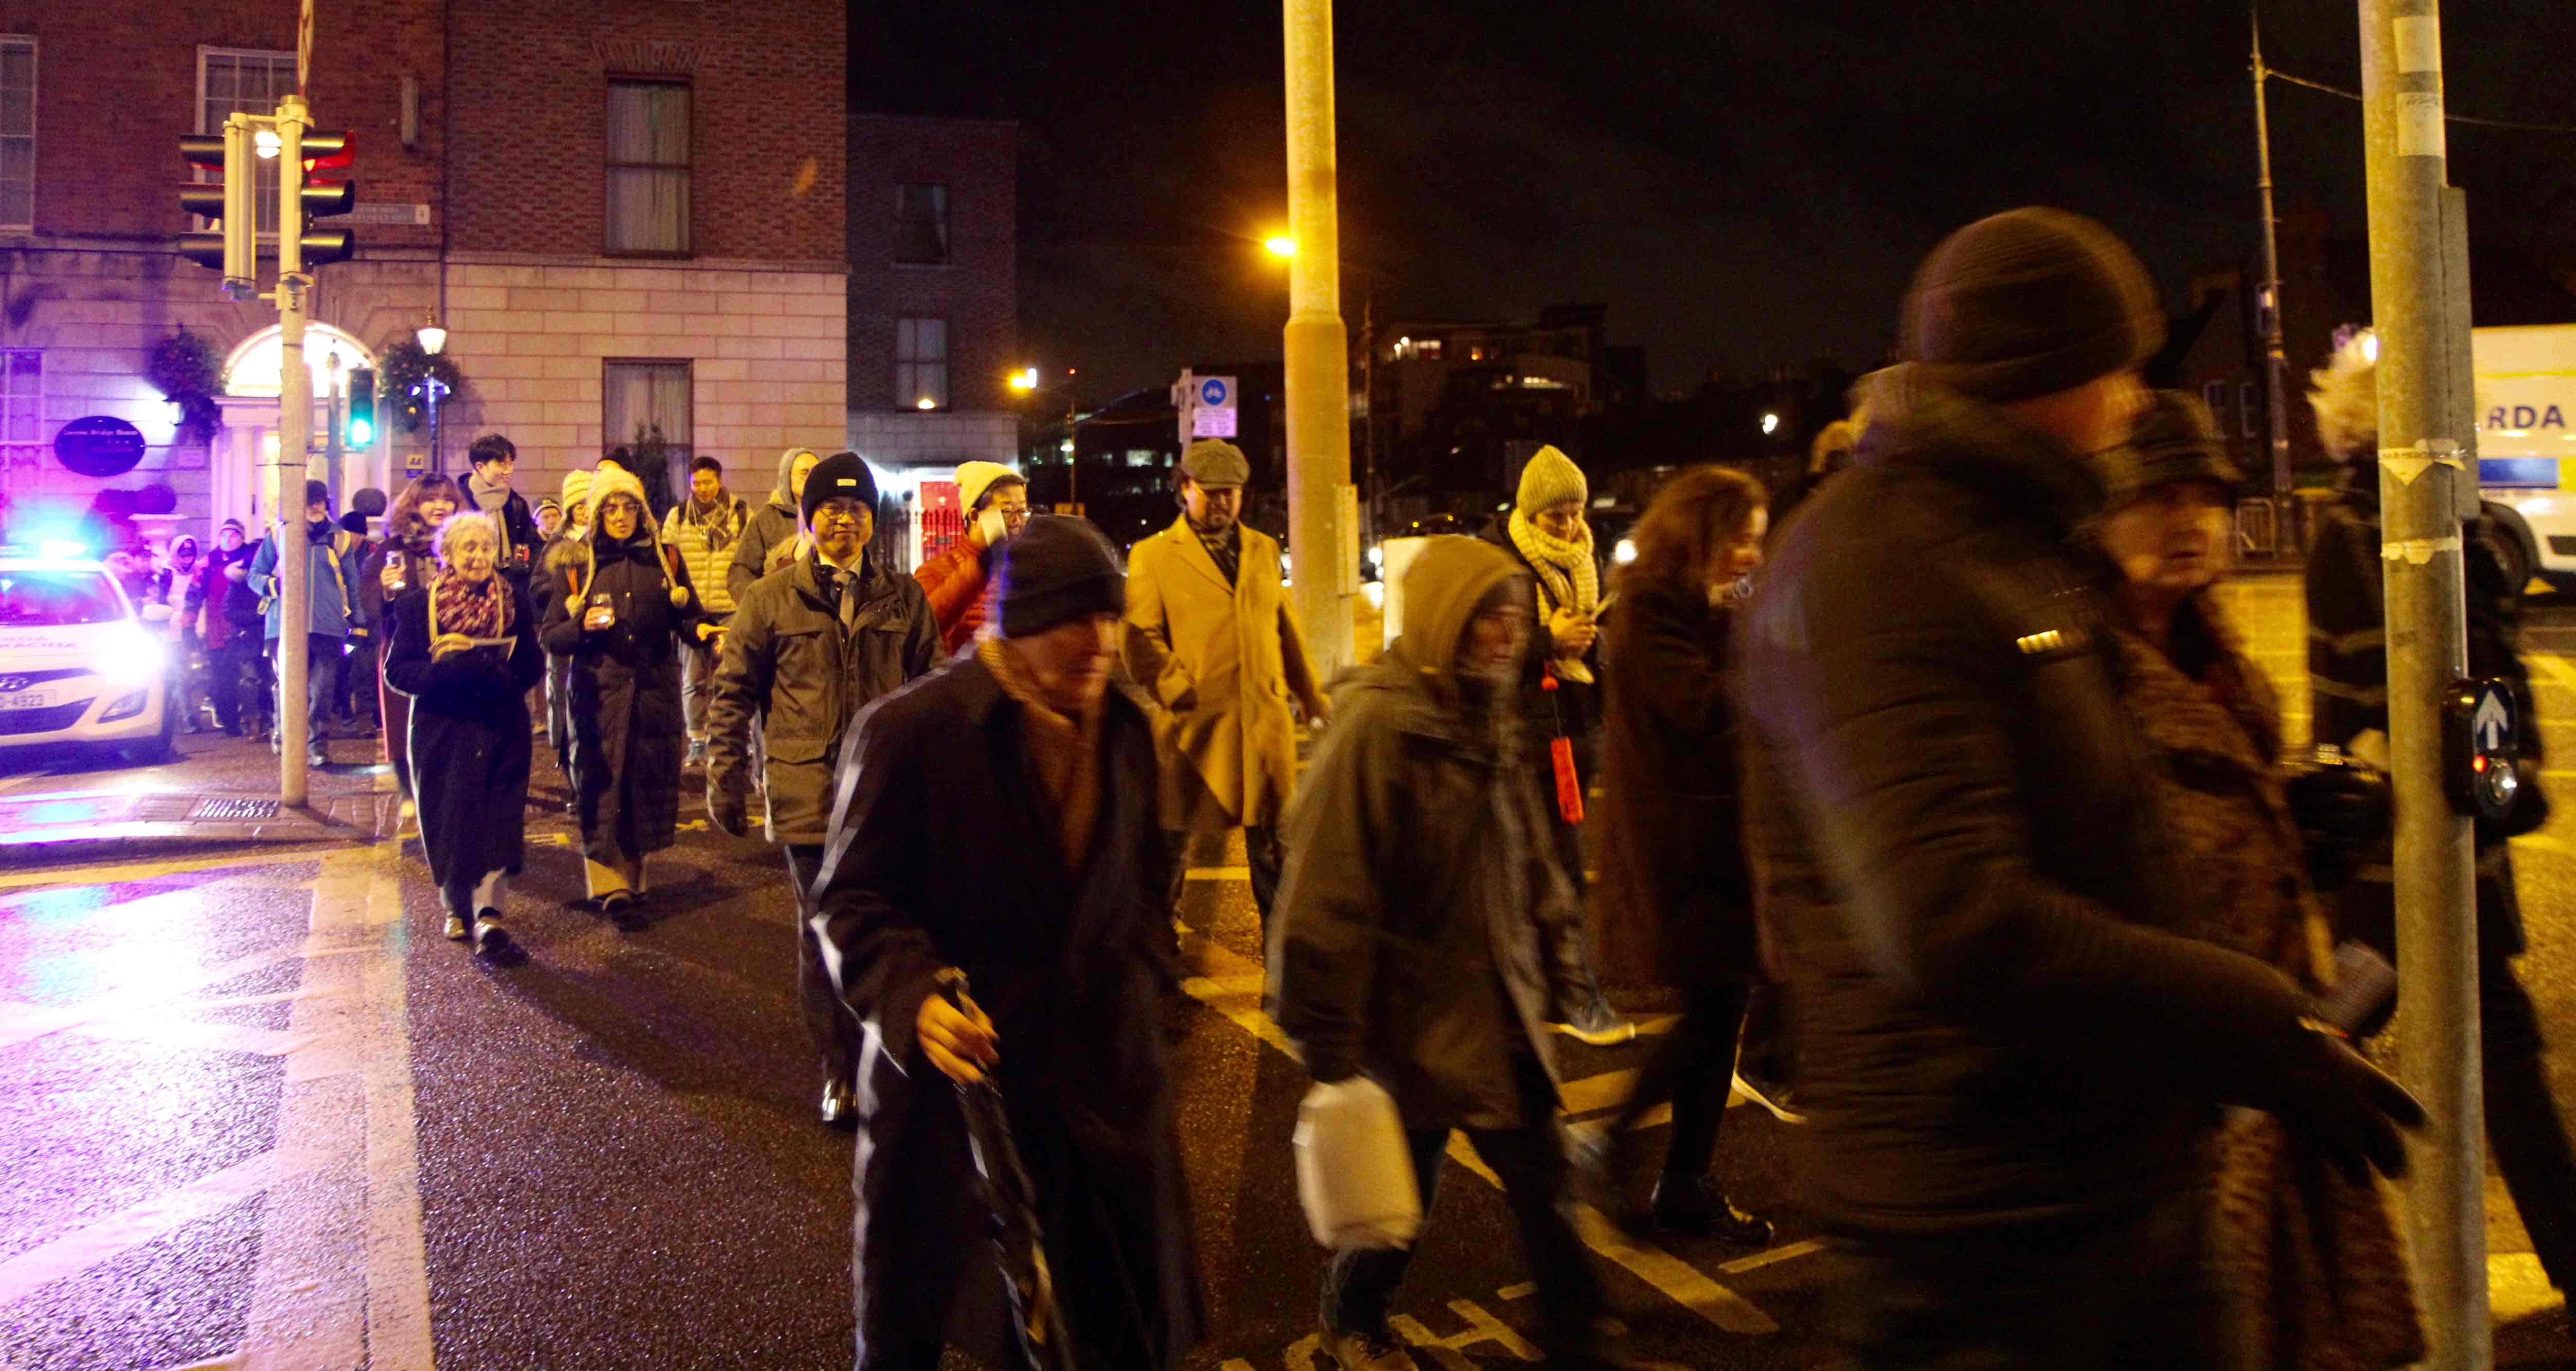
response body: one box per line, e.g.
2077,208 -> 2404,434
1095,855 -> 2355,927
603,360 -> 692,495
0,349 -> 39,479
606,81 -> 690,255
896,317 -> 947,411
0,39 -> 31,230
895,183 -> 947,265
198,48 -> 295,235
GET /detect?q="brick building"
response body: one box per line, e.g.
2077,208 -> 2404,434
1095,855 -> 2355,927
844,113 -> 1015,498
0,0 -> 846,542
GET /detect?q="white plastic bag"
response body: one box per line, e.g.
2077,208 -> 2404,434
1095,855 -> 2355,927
1293,1075 -> 1422,1249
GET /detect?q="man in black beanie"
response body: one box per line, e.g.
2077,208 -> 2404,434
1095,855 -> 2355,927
1735,207 -> 2423,1364
813,514 -> 1203,1370
706,449 -> 937,1127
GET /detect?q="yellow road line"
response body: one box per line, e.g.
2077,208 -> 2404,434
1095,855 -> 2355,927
0,845 -> 333,892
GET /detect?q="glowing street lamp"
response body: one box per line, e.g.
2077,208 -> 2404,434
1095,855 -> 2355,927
1009,367 -> 1039,393
1761,412 -> 1781,435
915,397 -> 938,411
1264,235 -> 1296,259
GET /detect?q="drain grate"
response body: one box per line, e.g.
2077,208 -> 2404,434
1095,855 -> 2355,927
192,798 -> 283,822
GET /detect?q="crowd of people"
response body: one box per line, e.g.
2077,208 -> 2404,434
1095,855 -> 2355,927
225,202 -> 2576,1369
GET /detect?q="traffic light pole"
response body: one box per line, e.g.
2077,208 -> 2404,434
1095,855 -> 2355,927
1282,0 -> 1355,679
2359,4 -> 2488,1365
274,94 -> 314,807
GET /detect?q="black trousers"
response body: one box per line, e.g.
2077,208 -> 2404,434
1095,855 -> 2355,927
787,843 -> 865,1087
337,635 -> 380,724
1613,977 -> 1752,1181
267,634 -> 337,751
1828,1183 -> 2221,1369
2485,950 -> 2576,1290
208,638 -> 260,732
1322,1059 -> 1606,1354
1165,825 -> 1282,933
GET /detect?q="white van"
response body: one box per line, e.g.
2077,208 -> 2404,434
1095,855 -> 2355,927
0,549 -> 175,762
2474,324 -> 2576,592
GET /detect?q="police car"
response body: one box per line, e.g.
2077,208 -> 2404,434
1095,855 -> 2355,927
0,544 -> 176,762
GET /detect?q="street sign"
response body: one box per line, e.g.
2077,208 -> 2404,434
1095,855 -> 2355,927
404,451 -> 427,474
1191,374 -> 1239,438
1199,377 -> 1231,408
53,416 -> 147,478
2445,676 -> 2523,821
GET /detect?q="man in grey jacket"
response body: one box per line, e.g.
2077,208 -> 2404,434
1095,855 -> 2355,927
706,451 -> 938,1127
1270,535 -> 1623,1371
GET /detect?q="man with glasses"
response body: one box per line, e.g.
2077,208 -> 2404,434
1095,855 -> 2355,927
706,451 -> 939,1128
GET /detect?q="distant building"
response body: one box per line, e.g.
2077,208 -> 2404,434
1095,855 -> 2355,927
0,0 -> 847,541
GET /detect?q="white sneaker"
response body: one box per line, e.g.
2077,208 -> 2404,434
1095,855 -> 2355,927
443,914 -> 470,941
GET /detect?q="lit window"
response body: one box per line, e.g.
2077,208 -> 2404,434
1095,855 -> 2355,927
198,48 -> 295,235
897,317 -> 948,411
606,81 -> 690,255
895,183 -> 948,265
0,38 -> 31,231
1416,339 -> 1442,360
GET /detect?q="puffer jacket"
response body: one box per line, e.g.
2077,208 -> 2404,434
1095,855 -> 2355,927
706,549 -> 939,843
1268,536 -> 1587,1131
1737,364 -> 2322,1236
664,490 -> 751,617
727,447 -> 817,605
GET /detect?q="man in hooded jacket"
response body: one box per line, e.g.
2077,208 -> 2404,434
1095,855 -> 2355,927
729,447 -> 822,604
1270,535 -> 1621,1371
707,452 -> 939,1127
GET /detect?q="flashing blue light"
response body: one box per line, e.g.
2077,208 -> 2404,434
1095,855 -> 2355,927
39,539 -> 90,560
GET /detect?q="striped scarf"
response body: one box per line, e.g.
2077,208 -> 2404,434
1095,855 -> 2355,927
429,569 -> 508,641
1506,507 -> 1600,684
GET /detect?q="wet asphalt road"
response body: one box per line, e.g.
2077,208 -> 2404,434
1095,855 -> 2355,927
6,571 -> 2576,1369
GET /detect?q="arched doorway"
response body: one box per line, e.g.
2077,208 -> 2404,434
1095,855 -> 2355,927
211,324 -> 381,530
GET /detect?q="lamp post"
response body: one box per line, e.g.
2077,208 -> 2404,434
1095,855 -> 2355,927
416,312 -> 448,474
1010,366 -> 1086,512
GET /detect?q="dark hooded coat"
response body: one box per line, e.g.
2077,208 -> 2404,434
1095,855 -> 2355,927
384,579 -> 546,895
811,653 -> 1200,1368
541,492 -> 702,863
726,447 -> 816,606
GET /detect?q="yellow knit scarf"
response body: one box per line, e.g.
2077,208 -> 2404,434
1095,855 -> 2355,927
978,636 -> 1104,873
1506,507 -> 1600,684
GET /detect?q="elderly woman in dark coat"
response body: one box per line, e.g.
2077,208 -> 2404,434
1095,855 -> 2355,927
813,517 -> 1201,1370
541,465 -> 709,919
2101,391 -> 2422,1370
365,474 -> 462,809
1590,465 -> 1778,1245
384,510 -> 545,956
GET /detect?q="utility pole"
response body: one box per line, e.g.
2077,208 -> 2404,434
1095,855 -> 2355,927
2252,9 -> 2297,553
273,92 -> 315,807
1282,0 -> 1356,677
2359,3 -> 2488,1364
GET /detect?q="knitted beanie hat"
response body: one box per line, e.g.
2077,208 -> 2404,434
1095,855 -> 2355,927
2102,390 -> 2244,508
1515,445 -> 1587,515
560,468 -> 593,513
994,515 -> 1125,638
955,460 -> 1022,513
801,452 -> 878,529
304,479 -> 333,511
221,518 -> 246,535
1901,207 -> 2165,403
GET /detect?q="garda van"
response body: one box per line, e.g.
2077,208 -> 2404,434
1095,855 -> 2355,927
0,546 -> 176,762
2474,323 -> 2576,592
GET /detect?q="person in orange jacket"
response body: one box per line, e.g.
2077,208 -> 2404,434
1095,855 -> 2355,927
914,460 -> 1031,655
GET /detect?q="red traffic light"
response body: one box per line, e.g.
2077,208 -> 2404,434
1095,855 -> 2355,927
301,130 -> 354,171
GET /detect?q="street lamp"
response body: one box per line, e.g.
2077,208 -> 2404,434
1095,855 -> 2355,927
416,312 -> 448,473
1761,412 -> 1781,435
1008,367 -> 1039,393
1264,235 -> 1296,259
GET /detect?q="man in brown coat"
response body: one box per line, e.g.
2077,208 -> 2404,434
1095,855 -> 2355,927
1124,439 -> 1328,932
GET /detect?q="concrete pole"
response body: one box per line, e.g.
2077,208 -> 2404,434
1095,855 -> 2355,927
1282,0 -> 1354,678
2252,11 -> 2297,549
275,94 -> 314,806
2359,4 -> 2488,1364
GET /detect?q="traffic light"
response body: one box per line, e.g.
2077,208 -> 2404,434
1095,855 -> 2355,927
294,130 -> 358,268
346,369 -> 377,448
176,121 -> 253,293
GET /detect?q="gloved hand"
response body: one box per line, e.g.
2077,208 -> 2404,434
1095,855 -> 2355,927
2252,1020 -> 2426,1185
707,787 -> 749,838
2285,750 -> 2390,894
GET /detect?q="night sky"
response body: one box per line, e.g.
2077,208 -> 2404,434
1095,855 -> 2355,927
857,1 -> 2576,401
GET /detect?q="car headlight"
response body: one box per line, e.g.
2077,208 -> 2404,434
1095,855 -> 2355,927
97,624 -> 165,688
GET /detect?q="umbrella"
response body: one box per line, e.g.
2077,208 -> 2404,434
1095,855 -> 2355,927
939,970 -> 1083,1371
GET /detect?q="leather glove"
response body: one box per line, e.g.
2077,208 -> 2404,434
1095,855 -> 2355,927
2251,1020 -> 2426,1185
707,787 -> 750,838
2285,750 -> 2390,894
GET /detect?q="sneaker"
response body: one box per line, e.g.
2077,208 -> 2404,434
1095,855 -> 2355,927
686,738 -> 707,768
1648,1174 -> 1774,1246
443,913 -> 470,941
1730,1071 -> 1806,1125
473,912 -> 510,955
1321,1323 -> 1422,1371
1551,996 -> 1637,1047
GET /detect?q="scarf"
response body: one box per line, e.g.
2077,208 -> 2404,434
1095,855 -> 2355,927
467,474 -> 521,564
1190,518 -> 1241,586
679,491 -> 747,555
1506,507 -> 1601,684
429,569 -> 508,642
980,635 -> 1103,874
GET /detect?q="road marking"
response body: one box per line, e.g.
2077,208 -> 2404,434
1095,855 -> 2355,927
0,938 -> 340,1050
0,1148 -> 323,1307
1187,865 -> 1251,881
2536,654 -> 2576,691
1720,1238 -> 1826,1274
0,847 -> 332,893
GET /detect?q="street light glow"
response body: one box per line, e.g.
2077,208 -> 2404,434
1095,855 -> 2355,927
1009,367 -> 1039,393
1761,412 -> 1781,435
254,129 -> 281,159
915,397 -> 937,411
1264,235 -> 1296,259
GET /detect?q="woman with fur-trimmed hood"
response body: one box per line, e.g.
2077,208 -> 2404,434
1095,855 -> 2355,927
541,465 -> 712,917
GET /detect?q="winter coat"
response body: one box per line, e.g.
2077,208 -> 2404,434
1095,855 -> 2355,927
360,521 -> 439,637
541,525 -> 702,860
1591,579 -> 1756,988
2107,592 -> 2424,1371
2305,464 -> 2534,958
1736,364 -> 2319,1237
247,521 -> 363,640
1479,513 -> 1604,752
812,653 -> 1202,1368
1123,516 -> 1325,829
914,535 -> 991,655
1269,536 -> 1589,1131
706,550 -> 939,844
384,580 -> 546,894
663,492 -> 750,617
463,474 -> 544,589
726,448 -> 815,606
189,544 -> 261,649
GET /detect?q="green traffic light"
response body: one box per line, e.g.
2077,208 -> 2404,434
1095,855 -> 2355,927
349,416 -> 375,446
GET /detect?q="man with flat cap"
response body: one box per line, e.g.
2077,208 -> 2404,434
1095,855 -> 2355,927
1736,206 -> 2425,1364
1125,438 -> 1327,935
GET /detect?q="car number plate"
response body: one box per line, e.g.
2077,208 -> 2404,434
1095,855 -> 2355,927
3,690 -> 52,710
